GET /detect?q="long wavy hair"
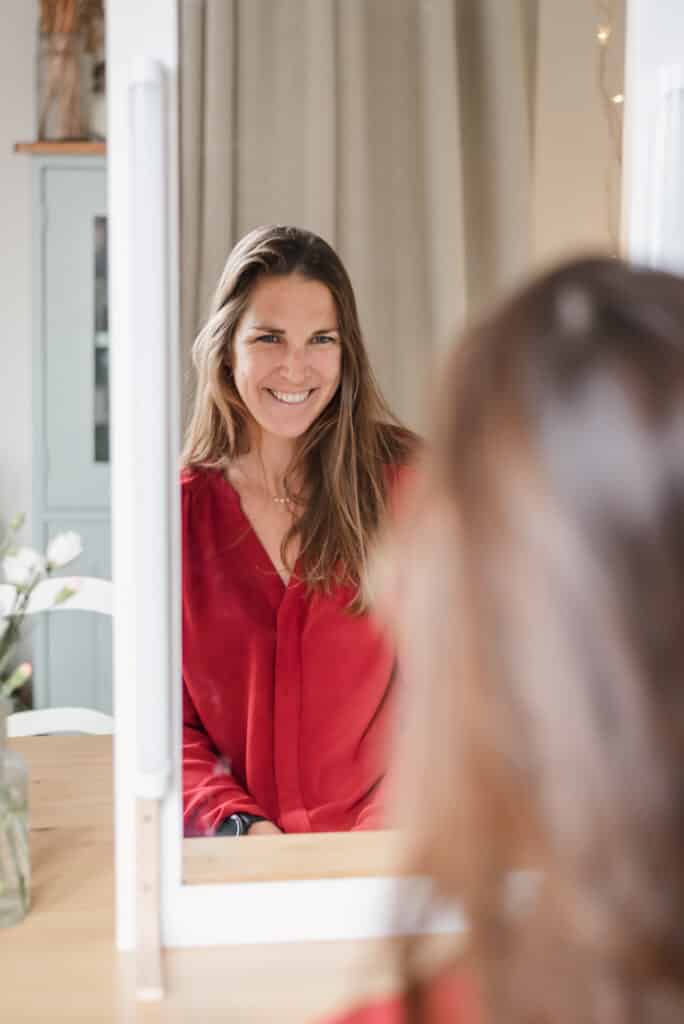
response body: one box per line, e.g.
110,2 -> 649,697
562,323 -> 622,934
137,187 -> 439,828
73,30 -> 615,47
182,225 -> 416,611
381,257 -> 684,1021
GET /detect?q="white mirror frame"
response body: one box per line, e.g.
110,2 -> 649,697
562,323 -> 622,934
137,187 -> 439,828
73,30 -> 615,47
109,0 -> 669,952
109,0 -> 457,952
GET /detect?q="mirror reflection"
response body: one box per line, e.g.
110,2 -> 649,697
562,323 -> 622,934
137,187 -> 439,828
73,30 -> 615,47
178,0 -> 625,844
181,226 -> 416,838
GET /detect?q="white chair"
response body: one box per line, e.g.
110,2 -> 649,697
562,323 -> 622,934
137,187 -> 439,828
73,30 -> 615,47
7,706 -> 114,738
0,576 -> 114,617
1,576 -> 115,738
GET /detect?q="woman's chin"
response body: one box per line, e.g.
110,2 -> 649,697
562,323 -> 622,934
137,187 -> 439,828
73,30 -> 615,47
252,398 -> 326,440
255,414 -> 317,442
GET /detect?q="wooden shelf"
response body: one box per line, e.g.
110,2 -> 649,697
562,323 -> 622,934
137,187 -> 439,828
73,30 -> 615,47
14,141 -> 106,156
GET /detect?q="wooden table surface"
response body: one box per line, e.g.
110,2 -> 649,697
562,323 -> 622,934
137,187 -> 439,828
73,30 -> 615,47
0,734 -> 454,1023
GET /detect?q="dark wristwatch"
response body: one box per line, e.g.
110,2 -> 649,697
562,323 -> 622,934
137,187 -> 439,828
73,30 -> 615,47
216,813 -> 266,837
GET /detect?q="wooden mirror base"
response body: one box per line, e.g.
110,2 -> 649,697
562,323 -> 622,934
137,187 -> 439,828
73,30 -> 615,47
183,829 -> 409,885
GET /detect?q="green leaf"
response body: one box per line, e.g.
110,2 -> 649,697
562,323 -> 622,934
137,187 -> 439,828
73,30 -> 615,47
52,585 -> 76,607
0,514 -> 25,559
0,620 -> 21,676
0,663 -> 32,700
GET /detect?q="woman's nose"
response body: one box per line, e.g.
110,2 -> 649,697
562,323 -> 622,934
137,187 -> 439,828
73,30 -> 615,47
281,344 -> 311,381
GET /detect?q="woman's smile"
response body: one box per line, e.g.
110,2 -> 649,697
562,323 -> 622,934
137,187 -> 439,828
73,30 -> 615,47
266,387 -> 316,405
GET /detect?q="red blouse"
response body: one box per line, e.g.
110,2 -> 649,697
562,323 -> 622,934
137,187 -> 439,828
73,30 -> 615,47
182,467 -> 395,836
320,972 -> 481,1024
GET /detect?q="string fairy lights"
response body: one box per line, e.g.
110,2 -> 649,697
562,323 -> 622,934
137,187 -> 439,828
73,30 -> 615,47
595,0 -> 625,253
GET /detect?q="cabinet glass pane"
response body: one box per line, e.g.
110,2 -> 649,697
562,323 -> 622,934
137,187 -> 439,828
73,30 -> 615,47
94,216 -> 109,463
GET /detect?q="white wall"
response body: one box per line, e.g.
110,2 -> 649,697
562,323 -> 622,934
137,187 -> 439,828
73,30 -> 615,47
623,0 -> 684,266
0,0 -> 36,543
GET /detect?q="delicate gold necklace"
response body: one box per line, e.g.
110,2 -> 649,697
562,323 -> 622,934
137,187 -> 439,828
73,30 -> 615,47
254,452 -> 299,507
244,477 -> 292,505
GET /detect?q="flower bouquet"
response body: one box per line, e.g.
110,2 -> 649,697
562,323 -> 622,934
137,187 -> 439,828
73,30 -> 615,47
0,516 -> 82,703
0,517 -> 82,926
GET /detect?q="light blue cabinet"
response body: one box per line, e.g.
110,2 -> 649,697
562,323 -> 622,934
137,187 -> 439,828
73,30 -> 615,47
30,155 -> 111,712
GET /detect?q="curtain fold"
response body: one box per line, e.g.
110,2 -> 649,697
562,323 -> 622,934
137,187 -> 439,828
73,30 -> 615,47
181,0 -> 237,408
180,0 -> 534,431
418,0 -> 467,345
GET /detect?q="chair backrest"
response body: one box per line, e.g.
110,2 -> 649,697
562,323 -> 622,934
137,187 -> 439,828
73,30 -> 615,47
0,576 -> 114,617
7,706 -> 114,738
1,576 -> 115,731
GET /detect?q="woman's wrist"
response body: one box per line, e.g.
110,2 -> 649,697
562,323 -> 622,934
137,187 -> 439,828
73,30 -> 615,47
246,820 -> 282,836
216,812 -> 267,836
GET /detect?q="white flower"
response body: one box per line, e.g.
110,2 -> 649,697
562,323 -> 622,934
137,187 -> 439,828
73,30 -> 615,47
3,547 -> 46,587
46,532 -> 82,569
0,586 -> 14,616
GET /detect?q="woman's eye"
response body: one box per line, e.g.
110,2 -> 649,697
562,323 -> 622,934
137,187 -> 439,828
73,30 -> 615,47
311,334 -> 336,345
256,334 -> 281,344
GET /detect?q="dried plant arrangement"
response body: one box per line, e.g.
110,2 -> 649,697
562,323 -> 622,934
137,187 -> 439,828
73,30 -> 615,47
38,0 -> 105,140
39,0 -> 81,35
79,0 -> 105,55
39,0 -> 104,39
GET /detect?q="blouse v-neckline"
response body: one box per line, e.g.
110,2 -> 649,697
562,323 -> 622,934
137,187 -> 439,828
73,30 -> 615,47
220,474 -> 295,592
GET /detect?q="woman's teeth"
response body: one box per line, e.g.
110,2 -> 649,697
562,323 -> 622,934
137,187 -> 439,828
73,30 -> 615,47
268,389 -> 312,405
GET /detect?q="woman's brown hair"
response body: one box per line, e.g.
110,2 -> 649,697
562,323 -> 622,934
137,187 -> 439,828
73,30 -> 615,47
386,257 -> 684,1021
182,225 -> 416,612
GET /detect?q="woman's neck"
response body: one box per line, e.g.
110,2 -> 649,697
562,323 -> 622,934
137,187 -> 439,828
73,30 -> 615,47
244,429 -> 298,497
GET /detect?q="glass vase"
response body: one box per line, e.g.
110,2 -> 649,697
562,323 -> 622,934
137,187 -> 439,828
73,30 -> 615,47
0,701 -> 30,927
37,31 -> 84,141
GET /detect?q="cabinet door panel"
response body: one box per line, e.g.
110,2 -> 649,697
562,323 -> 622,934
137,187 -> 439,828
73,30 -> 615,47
36,518 -> 112,713
44,167 -> 110,509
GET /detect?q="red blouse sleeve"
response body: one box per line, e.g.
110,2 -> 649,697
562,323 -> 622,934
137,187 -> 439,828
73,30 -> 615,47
182,678 -> 271,835
350,776 -> 388,831
348,460 -> 421,833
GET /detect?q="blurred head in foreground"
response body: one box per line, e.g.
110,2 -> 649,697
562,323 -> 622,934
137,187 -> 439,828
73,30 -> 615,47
384,258 -> 684,1022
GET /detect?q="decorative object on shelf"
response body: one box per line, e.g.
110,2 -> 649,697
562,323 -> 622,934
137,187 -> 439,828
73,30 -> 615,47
0,698 -> 29,927
37,0 -> 105,141
0,516 -> 82,707
38,1 -> 82,140
90,58 -> 106,140
82,0 -> 106,140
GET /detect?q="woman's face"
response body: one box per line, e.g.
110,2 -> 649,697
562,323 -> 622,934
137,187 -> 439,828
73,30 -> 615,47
231,273 -> 343,443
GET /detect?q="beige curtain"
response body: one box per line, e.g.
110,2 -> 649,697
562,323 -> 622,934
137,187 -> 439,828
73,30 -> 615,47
181,0 -> 534,431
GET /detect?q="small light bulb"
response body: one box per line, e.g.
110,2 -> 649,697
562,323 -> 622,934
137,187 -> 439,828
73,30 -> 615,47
611,93 -> 624,105
597,25 -> 611,44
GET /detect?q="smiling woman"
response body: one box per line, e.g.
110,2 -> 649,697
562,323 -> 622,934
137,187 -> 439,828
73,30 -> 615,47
180,225 -> 417,839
